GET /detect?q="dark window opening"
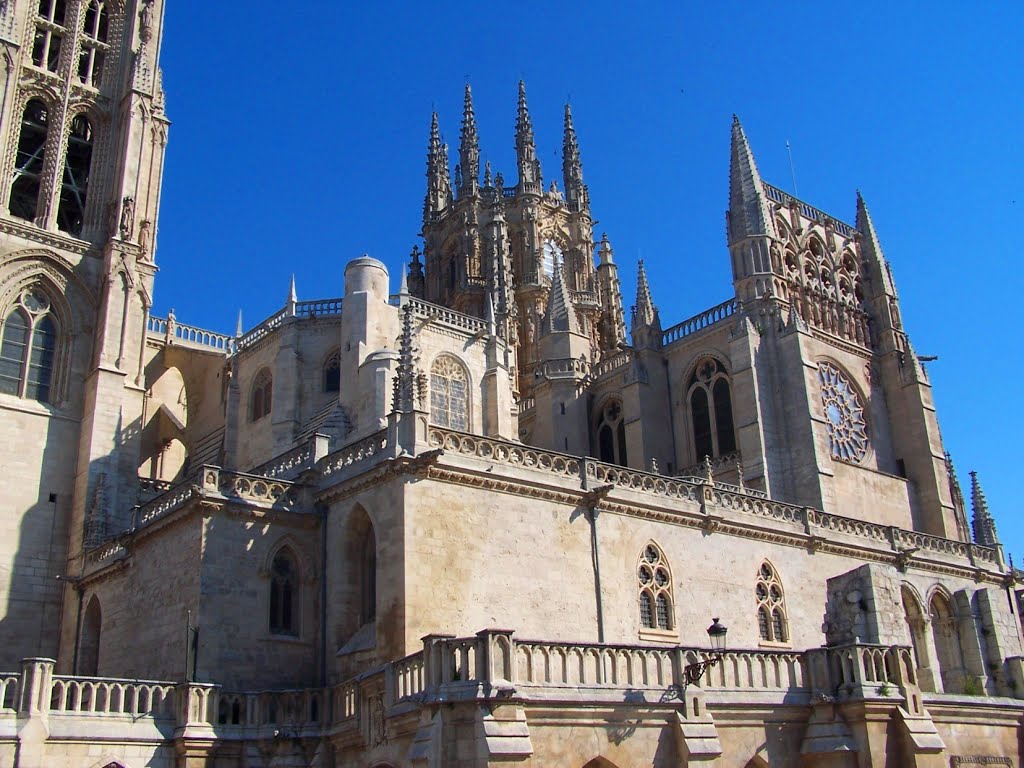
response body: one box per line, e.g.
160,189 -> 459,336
713,378 -> 736,454
269,550 -> 297,636
361,526 -> 376,623
323,350 -> 340,393
250,369 -> 273,421
57,114 -> 93,236
9,100 -> 49,222
690,388 -> 712,461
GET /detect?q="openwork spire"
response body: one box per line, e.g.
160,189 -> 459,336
545,261 -> 576,334
727,115 -> 774,245
633,259 -> 658,328
424,112 -> 452,223
515,81 -> 541,192
458,85 -> 480,196
969,471 -> 999,547
562,103 -> 589,212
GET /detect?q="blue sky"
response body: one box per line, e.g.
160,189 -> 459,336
154,3 -> 1022,557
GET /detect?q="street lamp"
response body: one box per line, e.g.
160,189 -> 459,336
683,617 -> 728,685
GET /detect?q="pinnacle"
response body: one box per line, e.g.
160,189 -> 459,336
634,259 -> 657,327
728,115 -> 773,244
969,470 -> 999,547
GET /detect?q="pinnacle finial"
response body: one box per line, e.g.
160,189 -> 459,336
562,102 -> 588,212
458,84 -> 480,196
969,471 -> 999,547
515,80 -> 541,192
485,290 -> 497,337
288,274 -> 297,303
235,309 -> 243,338
634,259 -> 657,328
424,111 -> 452,223
856,191 -> 896,297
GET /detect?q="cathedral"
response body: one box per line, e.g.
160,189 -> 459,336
0,1 -> 1022,767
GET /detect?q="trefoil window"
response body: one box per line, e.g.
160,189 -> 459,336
755,561 -> 788,643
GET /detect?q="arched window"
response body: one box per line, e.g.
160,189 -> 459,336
250,368 -> 272,421
9,100 -> 50,222
269,548 -> 298,636
595,398 -> 626,466
323,349 -> 340,393
361,525 -> 376,624
32,0 -> 67,72
902,586 -> 934,692
430,355 -> 468,431
57,114 -> 94,236
0,288 -> 59,403
78,1 -> 109,87
687,357 -> 736,462
637,542 -> 673,631
755,562 -> 788,643
79,595 -> 101,676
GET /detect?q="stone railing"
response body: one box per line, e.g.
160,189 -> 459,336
248,434 -> 328,481
677,450 -> 742,480
137,476 -> 174,499
516,396 -> 535,415
210,688 -> 325,728
809,509 -> 890,544
428,427 -> 581,480
536,356 -> 591,380
762,182 -> 857,238
148,314 -> 235,354
406,296 -> 487,334
319,429 -> 389,478
0,673 -> 18,711
661,298 -> 737,346
392,651 -> 426,702
209,468 -> 299,508
807,643 -> 916,699
295,298 -> 342,318
592,350 -> 632,380
585,459 -> 700,503
706,487 -> 806,525
236,308 -> 288,352
134,479 -> 199,529
50,676 -> 176,719
570,289 -> 600,307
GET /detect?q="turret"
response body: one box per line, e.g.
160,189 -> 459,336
515,81 -> 542,195
562,104 -> 589,213
727,116 -> 776,302
458,85 -> 480,197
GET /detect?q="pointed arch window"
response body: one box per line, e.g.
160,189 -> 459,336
78,1 -> 109,88
687,357 -> 736,461
637,543 -> 674,631
250,368 -> 273,421
269,548 -> 298,636
361,525 -> 376,624
0,288 -> 60,403
595,398 -> 627,466
9,100 -> 50,222
755,562 -> 788,643
929,592 -> 966,693
323,349 -> 340,393
32,0 -> 67,72
430,355 -> 468,431
57,114 -> 94,236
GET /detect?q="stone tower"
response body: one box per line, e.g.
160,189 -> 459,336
418,83 -> 625,398
0,0 -> 169,668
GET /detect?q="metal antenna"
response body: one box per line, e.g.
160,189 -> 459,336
786,139 -> 799,197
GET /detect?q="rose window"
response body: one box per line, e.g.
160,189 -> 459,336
818,362 -> 869,462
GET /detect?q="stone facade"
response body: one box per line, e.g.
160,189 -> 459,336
0,2 -> 1022,767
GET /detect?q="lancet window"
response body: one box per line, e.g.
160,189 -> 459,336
9,100 -> 50,223
687,357 -> 736,462
429,355 -> 468,431
755,561 -> 788,643
56,114 -> 94,236
637,543 -> 674,631
250,368 -> 273,421
32,0 -> 67,72
323,349 -> 340,393
269,548 -> 298,636
78,1 -> 109,88
595,397 -> 627,466
0,288 -> 60,404
361,525 -> 376,624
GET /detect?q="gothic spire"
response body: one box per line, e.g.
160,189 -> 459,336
633,259 -> 658,328
727,115 -> 775,245
424,111 -> 452,223
970,471 -> 1000,547
545,261 -> 576,333
856,191 -> 896,297
458,85 -> 480,196
515,80 -> 542,193
562,103 -> 589,213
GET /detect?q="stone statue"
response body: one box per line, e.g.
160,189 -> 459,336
120,196 -> 136,240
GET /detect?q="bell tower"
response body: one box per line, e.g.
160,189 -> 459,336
0,0 -> 170,669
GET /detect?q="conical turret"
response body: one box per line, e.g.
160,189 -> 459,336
424,112 -> 452,223
970,471 -> 1000,547
458,85 -> 480,197
727,116 -> 775,246
515,81 -> 542,194
562,104 -> 589,213
545,261 -> 576,334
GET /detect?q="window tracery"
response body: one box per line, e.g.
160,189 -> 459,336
57,113 -> 94,236
755,561 -> 788,643
269,548 -> 298,636
9,100 -> 50,222
0,287 -> 59,403
687,356 -> 736,462
595,397 -> 626,466
250,368 -> 272,422
323,349 -> 340,393
818,361 -> 869,463
637,543 -> 673,631
429,355 -> 468,431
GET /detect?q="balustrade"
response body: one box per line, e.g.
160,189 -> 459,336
50,676 -> 175,718
0,674 -> 17,710
761,182 -> 856,238
147,315 -> 234,353
406,297 -> 487,334
585,459 -> 699,503
427,427 -> 580,479
319,430 -> 389,477
661,299 -> 737,346
295,298 -> 342,318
